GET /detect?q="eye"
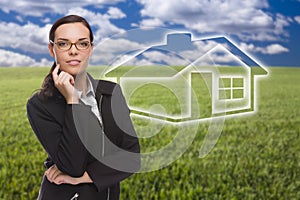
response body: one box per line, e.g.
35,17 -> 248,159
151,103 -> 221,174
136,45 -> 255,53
57,41 -> 68,47
78,41 -> 90,48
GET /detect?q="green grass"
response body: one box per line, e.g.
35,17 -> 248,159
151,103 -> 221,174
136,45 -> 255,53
0,66 -> 300,199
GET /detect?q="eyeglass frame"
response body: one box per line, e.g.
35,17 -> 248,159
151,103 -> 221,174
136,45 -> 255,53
49,39 -> 93,51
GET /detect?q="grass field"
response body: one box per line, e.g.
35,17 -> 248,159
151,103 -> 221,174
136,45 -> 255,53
0,66 -> 299,199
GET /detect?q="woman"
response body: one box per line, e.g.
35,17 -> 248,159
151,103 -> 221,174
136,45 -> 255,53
27,15 -> 140,200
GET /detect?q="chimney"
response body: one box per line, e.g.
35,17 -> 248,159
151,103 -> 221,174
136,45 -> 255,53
165,33 -> 193,51
167,33 -> 192,45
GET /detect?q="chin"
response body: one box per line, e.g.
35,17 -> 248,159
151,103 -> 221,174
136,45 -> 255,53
64,69 -> 80,76
62,66 -> 84,76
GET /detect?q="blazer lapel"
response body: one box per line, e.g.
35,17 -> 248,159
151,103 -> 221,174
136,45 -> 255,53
87,73 -> 115,101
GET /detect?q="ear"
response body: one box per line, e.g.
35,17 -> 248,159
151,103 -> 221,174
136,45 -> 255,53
89,43 -> 94,56
48,43 -> 55,58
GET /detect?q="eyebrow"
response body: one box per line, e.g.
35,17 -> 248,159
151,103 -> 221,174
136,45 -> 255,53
56,38 -> 89,41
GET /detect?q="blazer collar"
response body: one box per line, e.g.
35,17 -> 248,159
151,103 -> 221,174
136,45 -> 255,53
87,73 -> 115,96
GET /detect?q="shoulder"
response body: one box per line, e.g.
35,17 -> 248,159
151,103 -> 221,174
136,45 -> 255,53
27,92 -> 42,108
27,90 -> 61,106
93,79 -> 121,97
27,90 -> 64,115
26,92 -> 46,119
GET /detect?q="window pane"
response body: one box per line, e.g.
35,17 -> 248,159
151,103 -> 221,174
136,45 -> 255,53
219,78 -> 231,88
232,89 -> 244,99
233,78 -> 244,87
219,89 -> 231,100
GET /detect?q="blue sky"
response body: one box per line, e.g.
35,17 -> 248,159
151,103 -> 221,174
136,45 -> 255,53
0,0 -> 299,67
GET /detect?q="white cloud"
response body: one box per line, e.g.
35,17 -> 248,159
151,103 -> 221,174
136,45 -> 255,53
139,18 -> 164,27
0,49 -> 35,66
142,50 -> 188,66
295,16 -> 300,25
106,7 -> 126,19
91,38 -> 144,65
0,4 -> 129,67
194,45 -> 242,65
37,58 -> 53,67
136,0 -> 290,42
0,0 -> 125,16
41,17 -> 51,24
66,7 -> 125,42
262,44 -> 289,54
240,42 -> 289,54
179,40 -> 219,61
15,15 -> 24,23
0,49 -> 52,67
93,35 -> 236,67
0,22 -> 51,54
0,7 -> 126,59
0,1 -> 293,67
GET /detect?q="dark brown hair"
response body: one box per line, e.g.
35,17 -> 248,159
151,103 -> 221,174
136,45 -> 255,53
38,15 -> 94,100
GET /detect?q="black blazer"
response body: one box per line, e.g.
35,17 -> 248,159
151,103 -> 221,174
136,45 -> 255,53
27,75 -> 140,200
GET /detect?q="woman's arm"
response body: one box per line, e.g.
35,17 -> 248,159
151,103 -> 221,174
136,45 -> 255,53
45,164 -> 92,185
27,97 -> 91,177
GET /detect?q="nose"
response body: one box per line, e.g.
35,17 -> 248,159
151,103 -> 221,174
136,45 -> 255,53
69,44 -> 78,55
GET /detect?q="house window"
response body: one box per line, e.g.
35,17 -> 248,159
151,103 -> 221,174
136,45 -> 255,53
219,77 -> 244,100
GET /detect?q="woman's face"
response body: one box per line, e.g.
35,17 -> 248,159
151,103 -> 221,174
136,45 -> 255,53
48,22 -> 93,76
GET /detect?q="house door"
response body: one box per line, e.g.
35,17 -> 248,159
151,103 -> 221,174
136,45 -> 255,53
191,72 -> 213,119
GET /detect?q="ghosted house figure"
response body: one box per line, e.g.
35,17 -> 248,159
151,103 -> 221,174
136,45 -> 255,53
105,33 -> 268,123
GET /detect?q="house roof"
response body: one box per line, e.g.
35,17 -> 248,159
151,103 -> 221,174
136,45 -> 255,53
105,33 -> 268,78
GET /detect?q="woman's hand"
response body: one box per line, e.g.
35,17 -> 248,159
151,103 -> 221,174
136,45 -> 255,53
45,165 -> 93,185
52,64 -> 79,104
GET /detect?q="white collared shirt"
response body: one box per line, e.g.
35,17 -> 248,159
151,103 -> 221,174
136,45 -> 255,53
76,76 -> 103,126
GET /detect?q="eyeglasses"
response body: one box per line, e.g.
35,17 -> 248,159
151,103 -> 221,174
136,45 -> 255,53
50,40 -> 92,51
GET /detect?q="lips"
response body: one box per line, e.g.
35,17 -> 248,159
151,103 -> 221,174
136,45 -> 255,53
67,60 -> 81,66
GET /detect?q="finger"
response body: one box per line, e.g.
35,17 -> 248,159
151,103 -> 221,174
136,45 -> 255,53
45,168 -> 54,182
52,64 -> 60,83
45,166 -> 55,182
54,174 -> 76,185
46,165 -> 60,182
56,71 -> 69,86
50,168 -> 61,181
59,73 -> 71,87
45,164 -> 55,176
61,73 -> 75,88
57,71 -> 69,82
53,174 -> 65,185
